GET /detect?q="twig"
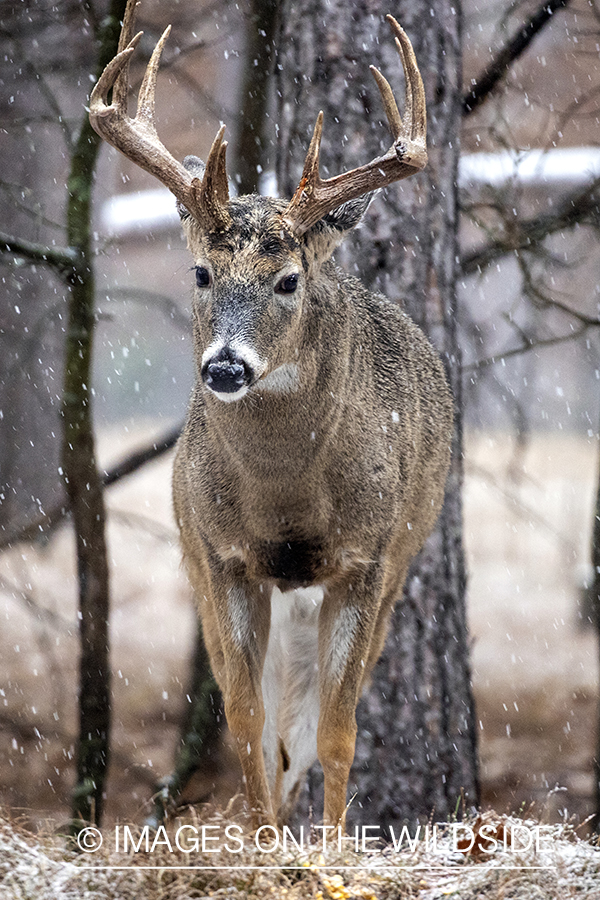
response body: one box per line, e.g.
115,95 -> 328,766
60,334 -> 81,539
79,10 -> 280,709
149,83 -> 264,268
466,461 -> 577,554
0,422 -> 183,550
5,31 -> 74,150
0,574 -> 71,632
0,230 -> 79,280
463,0 -> 573,116
0,181 -> 65,233
101,422 -> 182,487
533,294 -> 600,327
461,176 -> 600,276
464,322 -> 590,372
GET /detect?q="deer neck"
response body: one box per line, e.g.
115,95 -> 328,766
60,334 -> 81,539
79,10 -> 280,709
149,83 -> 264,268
198,291 -> 354,474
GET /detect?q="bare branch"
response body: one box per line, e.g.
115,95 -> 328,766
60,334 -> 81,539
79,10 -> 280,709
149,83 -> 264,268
0,181 -> 65,233
0,422 -> 182,551
0,30 -> 74,150
107,286 -> 190,332
515,248 -> 600,326
102,422 -> 182,487
0,574 -> 71,633
464,322 -> 591,373
0,230 -> 79,280
540,295 -> 600,326
461,176 -> 600,275
463,0 -> 573,116
466,461 -> 577,551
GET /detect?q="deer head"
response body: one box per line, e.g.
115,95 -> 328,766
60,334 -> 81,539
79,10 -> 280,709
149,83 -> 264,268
90,0 -> 427,402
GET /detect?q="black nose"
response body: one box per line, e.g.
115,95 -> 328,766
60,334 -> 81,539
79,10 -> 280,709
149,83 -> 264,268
202,349 -> 253,394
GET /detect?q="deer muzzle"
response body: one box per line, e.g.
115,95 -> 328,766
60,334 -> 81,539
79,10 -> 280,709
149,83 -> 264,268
201,345 -> 257,401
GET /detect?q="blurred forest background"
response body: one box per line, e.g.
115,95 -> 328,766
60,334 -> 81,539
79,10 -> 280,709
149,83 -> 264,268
1,0 -> 600,833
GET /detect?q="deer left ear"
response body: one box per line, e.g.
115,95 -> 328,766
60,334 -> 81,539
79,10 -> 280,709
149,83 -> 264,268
323,193 -> 374,232
304,193 -> 374,262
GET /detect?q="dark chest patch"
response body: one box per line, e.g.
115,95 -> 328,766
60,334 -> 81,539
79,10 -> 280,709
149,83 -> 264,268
259,538 -> 323,586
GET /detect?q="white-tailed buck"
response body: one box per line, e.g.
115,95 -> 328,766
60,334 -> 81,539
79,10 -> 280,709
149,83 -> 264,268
91,0 -> 453,828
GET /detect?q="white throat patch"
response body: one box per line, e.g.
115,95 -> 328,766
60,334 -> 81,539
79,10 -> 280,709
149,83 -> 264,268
258,363 -> 300,394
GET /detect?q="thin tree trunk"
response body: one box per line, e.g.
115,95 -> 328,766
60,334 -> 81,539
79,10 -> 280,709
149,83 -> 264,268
65,0 -> 127,827
591,418 -> 600,831
277,0 -> 478,827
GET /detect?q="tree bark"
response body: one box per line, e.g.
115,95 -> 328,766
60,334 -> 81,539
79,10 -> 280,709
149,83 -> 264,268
591,417 -> 600,831
277,0 -> 479,827
65,0 -> 128,827
233,0 -> 280,195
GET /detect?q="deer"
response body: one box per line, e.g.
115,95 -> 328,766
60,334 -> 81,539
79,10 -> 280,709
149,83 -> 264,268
90,0 -> 453,831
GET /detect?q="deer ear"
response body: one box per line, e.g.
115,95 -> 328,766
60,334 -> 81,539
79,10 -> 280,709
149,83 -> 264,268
303,193 -> 374,262
182,154 -> 206,178
322,194 -> 374,233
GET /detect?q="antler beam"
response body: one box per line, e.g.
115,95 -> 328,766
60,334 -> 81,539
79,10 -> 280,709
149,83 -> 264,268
89,0 -> 230,231
283,16 -> 428,236
91,3 -> 426,238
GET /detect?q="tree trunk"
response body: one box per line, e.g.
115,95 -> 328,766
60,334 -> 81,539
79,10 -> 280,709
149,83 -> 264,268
65,0 -> 128,828
591,419 -> 600,831
233,0 -> 280,195
276,0 -> 479,827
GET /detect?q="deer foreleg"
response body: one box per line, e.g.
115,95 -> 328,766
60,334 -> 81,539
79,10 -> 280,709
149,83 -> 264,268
206,570 -> 273,828
317,575 -> 381,829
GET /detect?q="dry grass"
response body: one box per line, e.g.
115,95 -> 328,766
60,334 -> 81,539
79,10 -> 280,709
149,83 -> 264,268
1,806 -> 599,899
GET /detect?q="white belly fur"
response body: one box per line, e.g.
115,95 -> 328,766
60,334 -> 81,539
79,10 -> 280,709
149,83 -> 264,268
261,584 -> 323,811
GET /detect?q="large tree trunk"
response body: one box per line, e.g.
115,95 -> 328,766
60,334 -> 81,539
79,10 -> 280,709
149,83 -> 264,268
233,0 -> 280,195
277,0 -> 479,827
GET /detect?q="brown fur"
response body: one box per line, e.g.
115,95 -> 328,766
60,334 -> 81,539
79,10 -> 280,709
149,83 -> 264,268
87,0 -> 449,831
172,193 -> 453,828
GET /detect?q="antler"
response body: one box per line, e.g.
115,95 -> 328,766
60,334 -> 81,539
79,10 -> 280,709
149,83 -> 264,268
283,16 -> 427,236
89,0 -> 230,231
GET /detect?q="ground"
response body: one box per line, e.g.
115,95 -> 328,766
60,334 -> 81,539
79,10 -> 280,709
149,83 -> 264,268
0,427 -> 597,831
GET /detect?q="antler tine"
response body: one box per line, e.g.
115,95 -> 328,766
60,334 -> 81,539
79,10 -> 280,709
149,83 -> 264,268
369,65 -> 403,140
386,15 -> 426,143
394,38 -> 414,139
90,35 -> 142,114
136,25 -> 171,126
90,0 -> 231,232
285,112 -> 324,221
112,0 -> 141,110
215,140 -> 230,207
283,17 -> 427,237
399,40 -> 415,138
299,112 -> 324,188
192,125 -> 231,231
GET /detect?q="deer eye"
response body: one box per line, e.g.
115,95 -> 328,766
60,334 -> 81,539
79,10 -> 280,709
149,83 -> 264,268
276,273 -> 299,294
195,266 -> 211,288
